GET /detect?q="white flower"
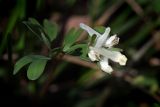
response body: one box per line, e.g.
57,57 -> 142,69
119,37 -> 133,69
80,23 -> 127,73
88,50 -> 100,61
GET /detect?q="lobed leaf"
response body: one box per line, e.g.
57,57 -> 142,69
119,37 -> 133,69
63,28 -> 82,52
13,56 -> 32,75
43,19 -> 58,42
27,59 -> 48,80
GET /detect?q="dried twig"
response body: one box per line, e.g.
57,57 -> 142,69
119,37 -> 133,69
132,38 -> 154,61
95,0 -> 124,26
125,0 -> 144,17
132,30 -> 160,62
59,54 -> 99,70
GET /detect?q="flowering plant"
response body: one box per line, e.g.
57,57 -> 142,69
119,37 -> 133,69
13,18 -> 127,80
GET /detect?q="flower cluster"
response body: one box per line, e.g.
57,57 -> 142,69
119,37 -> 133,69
80,23 -> 127,73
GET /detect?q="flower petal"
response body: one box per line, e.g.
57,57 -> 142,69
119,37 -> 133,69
95,27 -> 110,48
99,58 -> 113,73
80,23 -> 101,37
105,34 -> 119,48
90,47 -> 127,65
115,54 -> 127,65
88,50 -> 99,61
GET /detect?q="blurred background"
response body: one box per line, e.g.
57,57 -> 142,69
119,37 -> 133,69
0,0 -> 160,106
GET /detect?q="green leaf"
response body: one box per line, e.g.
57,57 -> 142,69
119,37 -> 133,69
13,55 -> 50,75
63,28 -> 82,52
66,44 -> 87,53
43,19 -> 58,42
67,44 -> 89,60
28,55 -> 51,60
80,44 -> 89,60
13,56 -> 32,75
23,21 -> 43,40
23,20 -> 51,48
73,44 -> 88,57
27,59 -> 48,80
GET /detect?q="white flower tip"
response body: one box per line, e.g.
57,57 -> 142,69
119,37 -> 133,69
105,27 -> 111,34
106,27 -> 111,31
118,55 -> 127,66
79,23 -> 85,28
100,60 -> 113,74
80,23 -> 90,31
101,64 -> 113,74
79,23 -> 101,37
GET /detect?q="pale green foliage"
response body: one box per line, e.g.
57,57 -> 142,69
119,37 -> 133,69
23,18 -> 58,49
13,18 -> 86,80
13,55 -> 50,80
13,56 -> 32,75
63,28 -> 82,52
43,19 -> 58,42
27,59 -> 48,80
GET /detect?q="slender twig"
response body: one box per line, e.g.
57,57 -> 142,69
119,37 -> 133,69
125,0 -> 144,17
59,54 -> 99,70
132,30 -> 160,62
132,37 -> 154,61
95,0 -> 124,26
